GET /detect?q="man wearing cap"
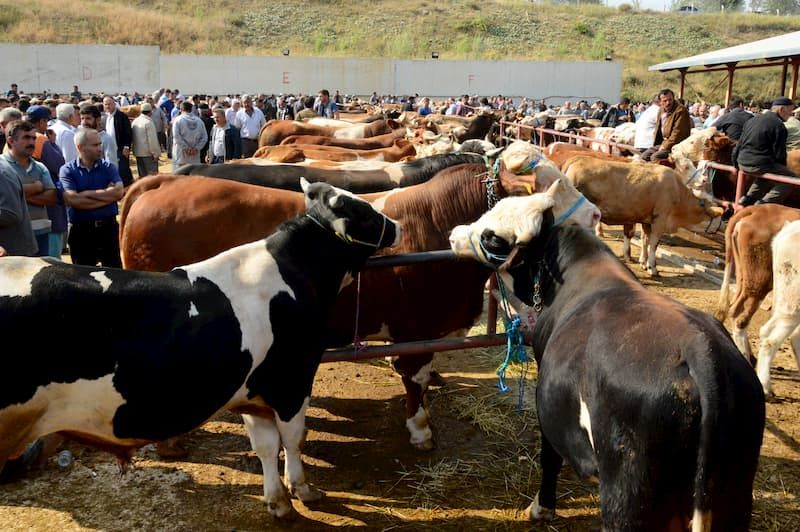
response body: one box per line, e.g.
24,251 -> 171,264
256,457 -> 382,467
735,97 -> 799,206
131,102 -> 161,178
26,105 -> 68,257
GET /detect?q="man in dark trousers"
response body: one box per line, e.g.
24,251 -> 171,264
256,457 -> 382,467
713,97 -> 753,141
735,97 -> 798,206
102,96 -> 134,187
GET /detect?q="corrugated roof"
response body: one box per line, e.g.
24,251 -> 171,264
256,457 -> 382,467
649,31 -> 800,72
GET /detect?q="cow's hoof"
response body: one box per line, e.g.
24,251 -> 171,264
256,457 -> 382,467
411,437 -> 435,452
764,390 -> 777,402
648,268 -> 659,277
291,482 -> 323,503
527,493 -> 555,521
428,370 -> 447,388
266,496 -> 296,520
155,438 -> 189,458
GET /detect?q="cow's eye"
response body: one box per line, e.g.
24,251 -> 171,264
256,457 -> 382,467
480,229 -> 512,255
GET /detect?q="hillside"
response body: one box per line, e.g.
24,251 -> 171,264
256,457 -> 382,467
1,0 -> 798,102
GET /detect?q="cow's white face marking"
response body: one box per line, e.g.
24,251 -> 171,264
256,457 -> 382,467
579,393 -> 595,452
90,271 -> 113,292
0,257 -> 49,297
188,301 -> 199,317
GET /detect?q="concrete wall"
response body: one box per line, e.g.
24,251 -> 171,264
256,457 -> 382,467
0,44 -> 622,104
161,55 -> 622,104
0,44 -> 159,94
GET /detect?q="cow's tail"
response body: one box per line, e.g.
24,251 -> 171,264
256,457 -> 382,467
690,363 -> 717,532
715,215 -> 739,321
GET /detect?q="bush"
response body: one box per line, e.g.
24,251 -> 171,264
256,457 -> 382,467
617,3 -> 633,12
572,21 -> 593,36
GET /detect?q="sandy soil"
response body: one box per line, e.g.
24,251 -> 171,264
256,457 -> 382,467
1,229 -> 798,531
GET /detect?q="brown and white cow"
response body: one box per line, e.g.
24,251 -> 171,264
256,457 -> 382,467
753,219 -> 800,398
252,140 -> 416,163
717,204 -> 800,361
563,156 -> 724,275
259,119 -> 398,146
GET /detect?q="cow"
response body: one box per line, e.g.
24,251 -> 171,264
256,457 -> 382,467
716,204 -> 800,362
173,152 -> 485,193
448,203 -> 765,531
546,142 -> 632,169
259,119 -> 397,146
251,140 -> 417,163
671,127 -> 719,163
119,151 -> 596,450
753,219 -> 800,398
577,126 -> 616,153
279,128 -> 407,148
0,180 -> 400,519
563,156 -> 724,276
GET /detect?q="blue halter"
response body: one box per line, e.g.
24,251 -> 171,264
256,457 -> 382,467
552,195 -> 587,227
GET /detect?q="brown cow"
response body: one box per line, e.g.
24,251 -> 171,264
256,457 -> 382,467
563,156 -> 724,276
716,204 -> 800,362
280,128 -> 407,148
259,119 -> 397,146
252,140 -> 416,163
546,142 -> 632,169
119,162 -> 572,450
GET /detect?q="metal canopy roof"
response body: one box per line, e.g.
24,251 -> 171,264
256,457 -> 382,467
649,31 -> 800,72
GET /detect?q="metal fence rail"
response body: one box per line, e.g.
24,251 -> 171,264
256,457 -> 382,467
321,250 -> 505,364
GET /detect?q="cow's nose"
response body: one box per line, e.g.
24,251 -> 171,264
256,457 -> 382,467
592,210 -> 601,226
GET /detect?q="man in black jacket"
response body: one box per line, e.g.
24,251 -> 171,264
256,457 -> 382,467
735,97 -> 798,206
601,97 -> 636,127
713,97 -> 752,141
102,96 -> 134,187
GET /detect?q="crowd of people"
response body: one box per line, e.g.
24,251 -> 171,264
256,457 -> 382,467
1,80 -> 798,267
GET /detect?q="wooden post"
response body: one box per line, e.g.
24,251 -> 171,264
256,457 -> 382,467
791,57 -> 799,101
679,69 -> 687,100
781,58 -> 789,96
725,63 -> 736,108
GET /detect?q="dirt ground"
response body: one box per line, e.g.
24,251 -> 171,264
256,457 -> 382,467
1,229 -> 799,531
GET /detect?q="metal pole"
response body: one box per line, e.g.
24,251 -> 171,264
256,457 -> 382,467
734,170 -> 746,209
679,69 -> 687,101
486,275 -> 498,334
781,58 -> 789,96
321,334 -> 508,363
791,58 -> 799,101
725,64 -> 736,108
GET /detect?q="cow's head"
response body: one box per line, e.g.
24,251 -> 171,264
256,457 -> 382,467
301,178 -> 401,251
448,179 -> 599,268
499,140 -> 567,195
702,133 -> 735,164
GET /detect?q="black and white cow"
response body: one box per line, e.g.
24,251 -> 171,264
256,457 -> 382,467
0,178 -> 399,520
449,200 -> 765,531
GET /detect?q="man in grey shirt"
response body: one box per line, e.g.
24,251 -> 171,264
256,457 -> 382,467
0,146 -> 37,256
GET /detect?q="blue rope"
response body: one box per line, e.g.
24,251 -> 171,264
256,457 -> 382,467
553,195 -> 587,227
493,273 -> 530,411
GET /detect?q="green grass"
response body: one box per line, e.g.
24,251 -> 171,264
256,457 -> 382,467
2,0 -> 799,101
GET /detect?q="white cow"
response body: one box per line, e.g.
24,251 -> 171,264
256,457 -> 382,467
755,219 -> 800,398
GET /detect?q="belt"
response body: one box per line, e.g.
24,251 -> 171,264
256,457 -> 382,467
73,217 -> 116,228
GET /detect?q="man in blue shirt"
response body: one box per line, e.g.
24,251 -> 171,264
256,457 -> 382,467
314,89 -> 339,119
60,128 -> 124,267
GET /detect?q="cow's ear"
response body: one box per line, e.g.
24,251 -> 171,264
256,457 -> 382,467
300,177 -> 310,193
328,194 -> 344,209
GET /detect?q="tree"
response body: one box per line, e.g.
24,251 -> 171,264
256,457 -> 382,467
750,0 -> 800,13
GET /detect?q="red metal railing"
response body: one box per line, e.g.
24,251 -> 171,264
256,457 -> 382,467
704,161 -> 799,209
321,250 -> 506,363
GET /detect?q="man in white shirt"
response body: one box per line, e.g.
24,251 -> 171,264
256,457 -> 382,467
225,99 -> 241,128
50,103 -> 79,162
634,97 -> 660,153
235,95 -> 265,158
